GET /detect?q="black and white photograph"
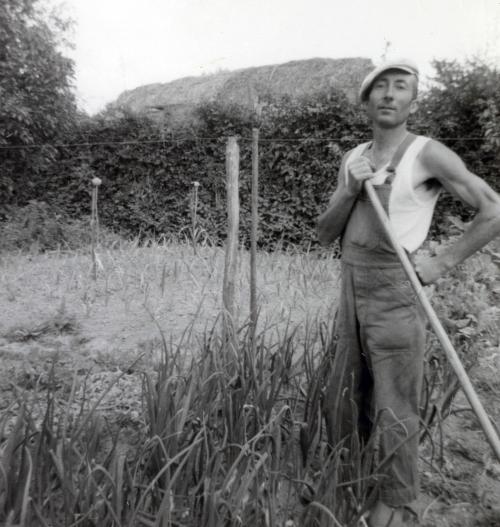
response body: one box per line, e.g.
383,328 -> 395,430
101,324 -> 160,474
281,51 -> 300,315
1,1 -> 500,525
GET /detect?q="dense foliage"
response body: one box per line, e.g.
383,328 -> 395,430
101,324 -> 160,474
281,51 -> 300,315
0,0 -> 77,210
2,57 -> 500,250
28,90 -> 369,250
413,59 -> 500,232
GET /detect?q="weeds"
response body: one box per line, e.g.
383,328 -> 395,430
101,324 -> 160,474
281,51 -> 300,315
0,200 -> 121,253
4,311 -> 78,344
0,308 -> 376,526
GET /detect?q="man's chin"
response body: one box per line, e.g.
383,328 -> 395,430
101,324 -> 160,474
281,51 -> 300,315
376,118 -> 404,129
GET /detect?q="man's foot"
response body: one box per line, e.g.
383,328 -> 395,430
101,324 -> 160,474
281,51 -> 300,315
367,501 -> 404,527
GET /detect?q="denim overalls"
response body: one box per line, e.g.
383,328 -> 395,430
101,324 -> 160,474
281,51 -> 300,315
323,159 -> 427,507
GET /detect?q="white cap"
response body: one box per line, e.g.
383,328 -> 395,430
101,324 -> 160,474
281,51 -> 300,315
359,59 -> 419,102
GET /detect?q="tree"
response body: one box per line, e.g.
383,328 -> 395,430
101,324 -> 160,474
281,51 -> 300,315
0,0 -> 77,206
410,59 -> 500,231
415,58 -> 500,180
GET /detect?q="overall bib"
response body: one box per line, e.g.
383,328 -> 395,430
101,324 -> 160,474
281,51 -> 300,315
324,154 -> 427,507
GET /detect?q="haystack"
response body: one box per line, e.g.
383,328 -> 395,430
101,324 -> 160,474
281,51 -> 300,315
111,57 -> 373,124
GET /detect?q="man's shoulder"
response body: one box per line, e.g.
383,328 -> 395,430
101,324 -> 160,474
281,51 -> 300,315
418,137 -> 468,180
419,138 -> 457,165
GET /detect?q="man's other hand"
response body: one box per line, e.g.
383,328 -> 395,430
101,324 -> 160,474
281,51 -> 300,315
413,253 -> 450,285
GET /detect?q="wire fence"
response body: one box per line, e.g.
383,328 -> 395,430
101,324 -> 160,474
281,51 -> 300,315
0,135 -> 499,150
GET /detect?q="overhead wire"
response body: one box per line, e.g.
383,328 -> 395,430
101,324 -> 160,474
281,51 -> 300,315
0,135 -> 498,150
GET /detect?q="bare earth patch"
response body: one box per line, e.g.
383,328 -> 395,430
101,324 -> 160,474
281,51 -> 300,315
0,243 -> 339,358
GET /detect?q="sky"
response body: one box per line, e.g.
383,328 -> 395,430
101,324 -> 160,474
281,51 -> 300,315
60,0 -> 500,115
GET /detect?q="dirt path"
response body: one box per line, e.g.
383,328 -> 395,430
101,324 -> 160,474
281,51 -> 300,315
418,360 -> 500,526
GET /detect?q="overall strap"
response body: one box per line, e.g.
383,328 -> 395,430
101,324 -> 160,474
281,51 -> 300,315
386,132 -> 418,183
358,133 -> 418,183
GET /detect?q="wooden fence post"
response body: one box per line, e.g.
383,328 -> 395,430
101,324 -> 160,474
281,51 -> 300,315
90,176 -> 102,281
250,127 -> 259,348
223,137 -> 240,345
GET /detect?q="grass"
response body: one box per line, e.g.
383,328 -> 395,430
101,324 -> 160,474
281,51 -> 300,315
0,236 -> 500,526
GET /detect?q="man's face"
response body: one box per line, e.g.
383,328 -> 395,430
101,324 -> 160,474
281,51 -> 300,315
365,70 -> 418,128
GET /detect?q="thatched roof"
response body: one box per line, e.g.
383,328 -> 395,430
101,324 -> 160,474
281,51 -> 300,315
112,57 -> 373,122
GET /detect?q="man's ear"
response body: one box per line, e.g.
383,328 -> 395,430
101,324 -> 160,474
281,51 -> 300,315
409,98 -> 419,115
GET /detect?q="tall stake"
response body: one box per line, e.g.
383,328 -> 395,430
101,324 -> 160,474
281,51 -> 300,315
223,137 -> 240,350
191,181 -> 200,255
250,127 -> 259,349
90,176 -> 102,281
365,180 -> 500,461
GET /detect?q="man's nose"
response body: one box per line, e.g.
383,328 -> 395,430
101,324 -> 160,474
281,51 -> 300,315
383,86 -> 394,100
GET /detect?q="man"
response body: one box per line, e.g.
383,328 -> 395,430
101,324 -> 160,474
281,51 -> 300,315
317,60 -> 500,526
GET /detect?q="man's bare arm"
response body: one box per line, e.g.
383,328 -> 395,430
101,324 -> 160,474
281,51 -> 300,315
415,140 -> 500,283
317,153 -> 375,245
